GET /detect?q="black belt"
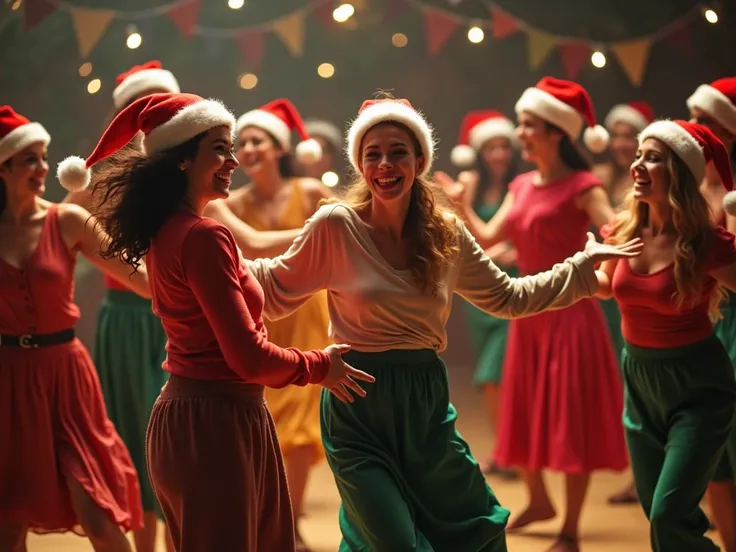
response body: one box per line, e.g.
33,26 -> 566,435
0,329 -> 75,349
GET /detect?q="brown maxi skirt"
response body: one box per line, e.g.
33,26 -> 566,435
146,375 -> 296,552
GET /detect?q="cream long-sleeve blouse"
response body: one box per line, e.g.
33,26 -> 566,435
246,203 -> 597,353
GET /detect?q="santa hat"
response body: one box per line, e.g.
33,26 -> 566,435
639,120 -> 733,196
304,118 -> 343,154
0,106 -> 50,165
112,60 -> 181,111
687,77 -> 736,137
515,76 -> 609,153
234,99 -> 322,164
57,93 -> 234,192
347,98 -> 435,176
604,101 -> 654,133
451,110 -> 517,167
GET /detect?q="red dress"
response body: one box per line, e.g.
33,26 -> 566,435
494,171 -> 629,473
0,205 -> 143,534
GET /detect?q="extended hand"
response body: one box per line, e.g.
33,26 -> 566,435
434,171 -> 467,205
321,344 -> 376,403
584,232 -> 643,263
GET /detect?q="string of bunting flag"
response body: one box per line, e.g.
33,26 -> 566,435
17,0 -> 712,86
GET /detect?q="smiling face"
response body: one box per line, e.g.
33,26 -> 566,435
515,111 -> 562,165
184,125 -> 238,203
0,142 -> 49,201
630,137 -> 670,205
235,125 -> 283,179
358,122 -> 425,207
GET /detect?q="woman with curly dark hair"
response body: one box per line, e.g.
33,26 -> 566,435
245,95 -> 642,551
57,92 -> 373,551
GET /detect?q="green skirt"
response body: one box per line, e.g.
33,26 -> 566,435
623,336 -> 736,551
94,289 -> 168,515
321,349 -> 509,552
713,292 -> 736,482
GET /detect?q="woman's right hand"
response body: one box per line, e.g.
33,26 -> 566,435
583,232 -> 644,264
320,344 -> 376,403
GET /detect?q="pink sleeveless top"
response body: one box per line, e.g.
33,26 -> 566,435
0,205 -> 80,334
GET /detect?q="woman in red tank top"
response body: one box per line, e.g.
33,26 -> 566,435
0,107 -> 150,549
57,92 -> 373,551
600,119 -> 736,552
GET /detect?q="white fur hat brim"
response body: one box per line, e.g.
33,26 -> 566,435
347,102 -> 435,176
604,104 -> 650,132
639,120 -> 705,183
0,122 -> 51,165
112,69 -> 181,110
142,99 -> 235,156
235,110 -> 291,150
687,84 -> 736,137
515,87 -> 583,141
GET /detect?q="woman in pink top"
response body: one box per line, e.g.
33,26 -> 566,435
443,77 -> 628,552
57,92 -> 373,552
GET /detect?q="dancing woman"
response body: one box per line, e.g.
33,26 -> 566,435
246,96 -> 642,551
600,119 -> 736,552
0,105 -> 147,551
57,92 -> 373,551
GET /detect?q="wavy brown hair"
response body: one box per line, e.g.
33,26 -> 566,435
605,146 -> 725,317
90,132 -> 206,271
325,121 -> 460,293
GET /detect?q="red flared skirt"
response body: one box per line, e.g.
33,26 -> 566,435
494,298 -> 629,473
0,340 -> 143,534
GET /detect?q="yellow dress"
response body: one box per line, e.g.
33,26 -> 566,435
238,180 -> 331,460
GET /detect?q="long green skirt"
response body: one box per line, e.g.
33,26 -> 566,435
713,291 -> 736,482
321,349 -> 509,552
622,336 -> 736,552
94,289 -> 168,515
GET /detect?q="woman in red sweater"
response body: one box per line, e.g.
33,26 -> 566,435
600,119 -> 736,552
57,92 -> 373,552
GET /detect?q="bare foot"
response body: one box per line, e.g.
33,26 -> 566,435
507,503 -> 556,531
546,534 -> 579,552
481,460 -> 519,480
607,480 -> 638,505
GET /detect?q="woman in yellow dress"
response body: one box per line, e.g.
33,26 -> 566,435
215,99 -> 330,552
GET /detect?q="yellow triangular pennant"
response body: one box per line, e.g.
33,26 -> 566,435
273,11 -> 305,57
70,8 -> 115,58
527,28 -> 558,70
612,38 -> 652,86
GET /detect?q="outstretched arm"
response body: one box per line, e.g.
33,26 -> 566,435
59,203 -> 151,299
204,200 -> 301,258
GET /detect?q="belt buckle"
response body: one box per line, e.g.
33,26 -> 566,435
19,334 -> 36,349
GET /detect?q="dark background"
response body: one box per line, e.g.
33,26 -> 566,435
1,0 -> 735,364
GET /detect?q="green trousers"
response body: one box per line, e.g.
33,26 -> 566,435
713,292 -> 736,482
320,349 -> 509,552
95,289 -> 169,515
623,335 -> 736,552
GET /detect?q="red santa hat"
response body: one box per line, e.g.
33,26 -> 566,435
604,101 -> 654,133
347,98 -> 435,176
451,110 -> 517,167
639,120 -> 733,195
515,76 -> 609,153
112,60 -> 181,111
234,99 -> 322,164
0,106 -> 51,164
687,77 -> 736,137
57,93 -> 234,192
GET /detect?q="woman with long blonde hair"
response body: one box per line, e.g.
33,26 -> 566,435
598,119 -> 736,551
245,96 -> 642,550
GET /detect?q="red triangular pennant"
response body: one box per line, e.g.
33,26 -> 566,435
665,24 -> 694,59
423,9 -> 458,56
236,30 -> 266,71
560,43 -> 590,80
24,0 -> 57,30
167,0 -> 200,38
491,5 -> 519,40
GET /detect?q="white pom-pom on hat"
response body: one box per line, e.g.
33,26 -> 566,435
450,144 -> 477,168
57,156 -> 91,192
295,137 -> 323,164
724,191 -> 736,216
583,125 -> 610,154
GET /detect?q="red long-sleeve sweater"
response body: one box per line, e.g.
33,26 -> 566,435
147,209 -> 329,386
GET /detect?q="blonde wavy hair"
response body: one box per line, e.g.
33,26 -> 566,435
323,121 -> 460,293
605,146 -> 726,318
